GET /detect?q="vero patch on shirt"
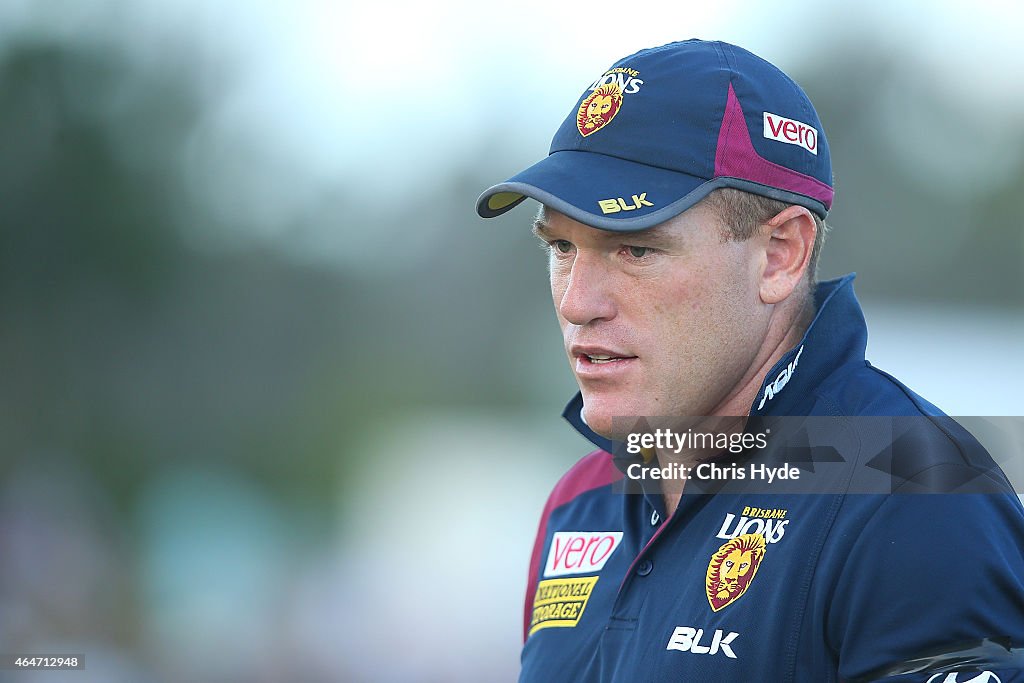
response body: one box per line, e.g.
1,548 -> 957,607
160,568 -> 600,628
544,531 -> 624,577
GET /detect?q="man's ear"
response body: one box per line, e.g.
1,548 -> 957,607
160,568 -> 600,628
759,205 -> 816,305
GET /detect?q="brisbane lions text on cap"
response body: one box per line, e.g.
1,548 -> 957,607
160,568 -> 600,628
476,39 -> 833,232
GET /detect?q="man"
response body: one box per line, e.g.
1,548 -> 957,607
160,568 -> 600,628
476,40 -> 1024,682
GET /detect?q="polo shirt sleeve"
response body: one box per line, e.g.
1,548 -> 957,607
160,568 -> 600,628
826,490 -> 1024,683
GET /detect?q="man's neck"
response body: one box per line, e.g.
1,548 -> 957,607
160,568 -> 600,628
658,293 -> 814,517
707,291 -> 814,418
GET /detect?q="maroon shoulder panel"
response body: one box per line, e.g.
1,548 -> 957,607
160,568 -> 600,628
522,450 -> 622,642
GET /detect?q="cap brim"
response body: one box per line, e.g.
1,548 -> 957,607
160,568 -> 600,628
476,149 -> 716,232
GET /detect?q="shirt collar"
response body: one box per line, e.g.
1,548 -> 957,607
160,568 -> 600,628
561,274 -> 866,452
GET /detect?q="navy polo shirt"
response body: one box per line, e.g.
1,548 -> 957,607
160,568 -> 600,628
520,275 -> 1024,682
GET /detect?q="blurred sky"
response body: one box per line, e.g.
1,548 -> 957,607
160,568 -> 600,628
4,0 -> 1023,269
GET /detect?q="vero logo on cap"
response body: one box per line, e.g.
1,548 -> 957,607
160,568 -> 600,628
763,112 -> 818,156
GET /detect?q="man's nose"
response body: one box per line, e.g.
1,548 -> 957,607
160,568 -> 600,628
557,252 -> 616,325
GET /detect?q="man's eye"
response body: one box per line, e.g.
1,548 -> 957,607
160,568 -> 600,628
554,240 -> 572,254
627,246 -> 649,258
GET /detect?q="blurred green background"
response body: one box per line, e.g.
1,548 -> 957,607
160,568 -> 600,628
0,1 -> 1022,681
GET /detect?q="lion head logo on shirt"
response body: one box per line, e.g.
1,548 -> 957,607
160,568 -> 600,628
705,533 -> 767,611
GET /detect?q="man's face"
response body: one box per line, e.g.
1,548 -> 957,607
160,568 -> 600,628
535,203 -> 772,438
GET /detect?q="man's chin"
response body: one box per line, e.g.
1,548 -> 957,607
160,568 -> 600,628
579,396 -> 646,442
580,393 -> 722,441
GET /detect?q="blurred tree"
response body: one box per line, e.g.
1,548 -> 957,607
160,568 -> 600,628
0,42 -> 187,301
797,45 -> 1024,305
0,39 -> 362,509
0,41 -> 192,502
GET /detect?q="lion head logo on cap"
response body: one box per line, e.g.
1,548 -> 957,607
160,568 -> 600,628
576,83 -> 623,137
705,533 -> 767,611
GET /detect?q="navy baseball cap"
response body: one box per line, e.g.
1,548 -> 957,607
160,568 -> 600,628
476,39 -> 833,230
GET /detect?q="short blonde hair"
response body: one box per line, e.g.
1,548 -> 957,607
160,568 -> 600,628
700,188 -> 829,283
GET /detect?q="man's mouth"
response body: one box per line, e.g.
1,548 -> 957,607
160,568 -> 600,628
570,345 -> 638,374
583,354 -> 628,364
